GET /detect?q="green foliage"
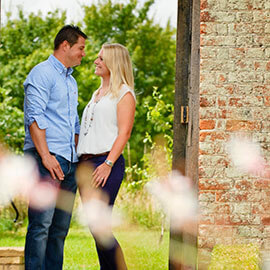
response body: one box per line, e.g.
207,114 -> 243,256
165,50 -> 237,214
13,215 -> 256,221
0,87 -> 24,153
79,0 -> 176,166
0,10 -> 66,109
0,0 -> 176,168
0,1 -> 175,232
125,87 -> 173,183
0,10 -> 66,151
116,87 -> 174,230
0,218 -> 15,232
144,87 -> 174,147
116,182 -> 166,229
208,244 -> 261,270
0,217 -> 27,233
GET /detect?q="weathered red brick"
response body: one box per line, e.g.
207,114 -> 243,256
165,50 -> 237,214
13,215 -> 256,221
200,120 -> 216,130
265,96 -> 270,106
226,120 -> 261,131
227,86 -> 235,94
252,202 -> 270,214
200,11 -> 214,22
266,62 -> 270,71
200,108 -> 227,119
254,179 -> 270,189
214,204 -> 232,215
200,97 -> 216,107
199,131 -> 227,142
198,236 -> 216,249
216,190 -> 249,203
254,62 -> 261,70
229,215 -> 251,226
199,179 -> 232,190
235,180 -> 253,190
200,0 -> 208,10
215,215 -> 231,225
254,85 -> 270,95
229,98 -> 243,107
200,23 -> 207,35
217,98 -> 227,106
218,74 -> 227,82
262,216 -> 270,225
199,190 -> 216,202
199,215 -> 215,225
247,3 -> 253,10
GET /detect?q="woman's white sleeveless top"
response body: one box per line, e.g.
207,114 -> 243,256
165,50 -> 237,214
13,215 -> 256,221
77,84 -> 136,156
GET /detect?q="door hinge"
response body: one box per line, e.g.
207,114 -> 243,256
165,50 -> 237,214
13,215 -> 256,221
181,106 -> 189,124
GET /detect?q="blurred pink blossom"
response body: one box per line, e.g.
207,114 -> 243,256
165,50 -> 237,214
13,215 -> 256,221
28,181 -> 59,210
0,155 -> 38,205
227,135 -> 268,177
77,198 -> 122,247
0,154 -> 58,209
146,170 -> 198,232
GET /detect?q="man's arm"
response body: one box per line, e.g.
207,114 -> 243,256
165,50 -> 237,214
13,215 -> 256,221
29,121 -> 64,180
75,134 -> 79,148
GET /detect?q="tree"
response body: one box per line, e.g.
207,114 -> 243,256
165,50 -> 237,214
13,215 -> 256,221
0,0 -> 176,172
0,10 -> 66,152
78,0 -> 176,167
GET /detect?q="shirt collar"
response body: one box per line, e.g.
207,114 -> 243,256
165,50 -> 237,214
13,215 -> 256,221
48,54 -> 73,76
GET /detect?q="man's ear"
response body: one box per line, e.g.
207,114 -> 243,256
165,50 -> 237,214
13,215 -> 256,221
61,40 -> 70,52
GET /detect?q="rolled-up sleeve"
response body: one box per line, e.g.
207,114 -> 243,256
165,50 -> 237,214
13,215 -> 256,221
24,70 -> 50,130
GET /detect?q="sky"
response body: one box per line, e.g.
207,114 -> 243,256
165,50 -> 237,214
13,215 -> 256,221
1,0 -> 177,28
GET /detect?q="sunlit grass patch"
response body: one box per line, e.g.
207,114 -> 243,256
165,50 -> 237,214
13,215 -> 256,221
64,227 -> 169,270
208,243 -> 261,270
0,226 -> 169,270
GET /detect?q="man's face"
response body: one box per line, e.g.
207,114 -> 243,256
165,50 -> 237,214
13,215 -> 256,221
66,36 -> 86,67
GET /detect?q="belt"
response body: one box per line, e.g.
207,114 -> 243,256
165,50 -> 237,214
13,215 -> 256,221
79,152 -> 110,162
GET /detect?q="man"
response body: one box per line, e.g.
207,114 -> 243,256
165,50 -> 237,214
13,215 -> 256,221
23,25 -> 87,270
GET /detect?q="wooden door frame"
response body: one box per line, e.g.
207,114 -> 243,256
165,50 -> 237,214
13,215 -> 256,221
169,0 -> 200,268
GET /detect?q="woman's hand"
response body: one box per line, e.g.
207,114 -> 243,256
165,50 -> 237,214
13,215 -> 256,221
92,162 -> 112,188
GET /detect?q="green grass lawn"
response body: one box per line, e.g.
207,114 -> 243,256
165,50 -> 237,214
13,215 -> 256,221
0,226 -> 169,270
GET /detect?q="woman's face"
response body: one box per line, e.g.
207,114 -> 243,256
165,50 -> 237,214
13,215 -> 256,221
94,49 -> 110,78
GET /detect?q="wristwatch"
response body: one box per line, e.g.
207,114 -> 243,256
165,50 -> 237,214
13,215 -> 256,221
105,159 -> 114,167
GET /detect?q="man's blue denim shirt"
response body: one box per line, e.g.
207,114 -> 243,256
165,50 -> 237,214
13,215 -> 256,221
23,54 -> 80,162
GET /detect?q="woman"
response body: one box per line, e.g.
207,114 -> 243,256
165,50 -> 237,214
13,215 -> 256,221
77,43 -> 136,270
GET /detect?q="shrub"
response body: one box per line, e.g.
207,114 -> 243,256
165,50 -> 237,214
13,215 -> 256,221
116,182 -> 167,230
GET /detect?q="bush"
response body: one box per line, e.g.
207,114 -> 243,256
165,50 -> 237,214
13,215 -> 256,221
0,198 -> 28,232
208,243 -> 261,270
115,181 -> 167,230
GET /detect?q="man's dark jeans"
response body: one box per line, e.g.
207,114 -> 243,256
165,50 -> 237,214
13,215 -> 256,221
24,148 -> 77,270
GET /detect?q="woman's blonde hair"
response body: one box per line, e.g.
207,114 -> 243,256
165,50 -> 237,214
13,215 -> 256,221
101,43 -> 134,98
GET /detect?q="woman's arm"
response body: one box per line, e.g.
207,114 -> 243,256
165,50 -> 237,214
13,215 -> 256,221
92,92 -> 136,187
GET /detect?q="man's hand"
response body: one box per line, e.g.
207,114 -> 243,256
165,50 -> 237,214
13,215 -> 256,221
41,153 -> 64,180
29,121 -> 64,180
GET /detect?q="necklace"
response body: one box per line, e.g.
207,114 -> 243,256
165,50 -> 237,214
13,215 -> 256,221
83,89 -> 105,136
83,100 -> 99,136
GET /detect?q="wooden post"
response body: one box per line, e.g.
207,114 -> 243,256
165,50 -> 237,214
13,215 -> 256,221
172,0 -> 191,172
170,0 -> 199,268
185,0 -> 201,268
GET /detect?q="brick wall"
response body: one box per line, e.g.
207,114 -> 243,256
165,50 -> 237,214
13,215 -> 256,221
0,247 -> 24,270
198,0 -> 270,266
